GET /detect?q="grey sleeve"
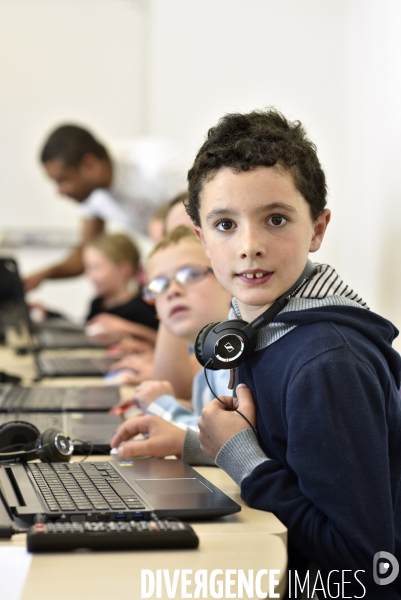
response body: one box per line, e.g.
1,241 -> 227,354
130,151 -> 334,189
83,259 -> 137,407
215,428 -> 269,486
181,428 -> 217,466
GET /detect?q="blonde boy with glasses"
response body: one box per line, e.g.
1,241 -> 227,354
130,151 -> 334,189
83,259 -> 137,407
110,225 -> 232,462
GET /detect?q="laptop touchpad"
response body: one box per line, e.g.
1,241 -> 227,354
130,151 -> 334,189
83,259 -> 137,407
135,478 -> 212,494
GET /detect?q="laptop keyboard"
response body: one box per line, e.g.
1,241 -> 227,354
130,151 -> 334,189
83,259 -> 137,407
29,462 -> 147,513
38,357 -> 114,375
3,387 -> 67,410
38,331 -> 95,348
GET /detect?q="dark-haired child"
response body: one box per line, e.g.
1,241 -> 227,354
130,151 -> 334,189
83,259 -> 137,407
186,108 -> 401,599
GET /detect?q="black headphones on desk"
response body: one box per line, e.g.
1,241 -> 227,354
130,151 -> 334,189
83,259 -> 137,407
0,421 -> 74,463
195,260 -> 317,370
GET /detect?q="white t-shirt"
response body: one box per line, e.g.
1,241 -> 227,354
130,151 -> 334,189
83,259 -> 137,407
78,137 -> 188,236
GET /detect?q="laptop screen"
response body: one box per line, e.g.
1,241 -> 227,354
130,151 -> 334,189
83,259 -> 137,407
0,258 -> 32,334
0,257 -> 42,377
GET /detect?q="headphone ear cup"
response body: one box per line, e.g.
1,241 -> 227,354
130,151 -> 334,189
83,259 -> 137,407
196,319 -> 257,369
195,322 -> 220,367
36,428 -> 73,463
0,421 -> 40,452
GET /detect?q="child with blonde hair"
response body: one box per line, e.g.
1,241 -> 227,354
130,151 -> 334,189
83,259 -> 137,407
83,233 -> 158,348
111,225 -> 232,459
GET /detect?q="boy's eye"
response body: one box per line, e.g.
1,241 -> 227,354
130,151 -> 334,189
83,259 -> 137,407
268,215 -> 287,227
216,219 -> 235,231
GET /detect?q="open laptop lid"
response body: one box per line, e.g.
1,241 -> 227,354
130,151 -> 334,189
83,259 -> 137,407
0,258 -> 33,335
0,258 -> 41,361
0,261 -> 52,377
0,258 -> 81,335
0,258 -> 94,351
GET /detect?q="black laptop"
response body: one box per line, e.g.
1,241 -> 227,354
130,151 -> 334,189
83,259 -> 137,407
0,457 -> 241,525
0,257 -> 96,349
34,354 -> 117,378
0,258 -> 119,377
0,411 -> 122,454
34,328 -> 97,350
0,385 -> 120,412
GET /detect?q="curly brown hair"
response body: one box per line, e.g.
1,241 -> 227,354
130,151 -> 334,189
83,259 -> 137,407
185,108 -> 327,227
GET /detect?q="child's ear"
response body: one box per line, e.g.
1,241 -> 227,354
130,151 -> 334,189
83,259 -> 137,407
309,209 -> 331,253
192,226 -> 211,259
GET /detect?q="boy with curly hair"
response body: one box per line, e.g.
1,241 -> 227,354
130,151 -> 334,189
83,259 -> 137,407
186,108 -> 401,598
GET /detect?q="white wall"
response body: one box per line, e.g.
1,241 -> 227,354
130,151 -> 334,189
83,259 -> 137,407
2,0 -> 401,350
0,0 -> 145,231
342,0 -> 401,338
147,0 -> 347,266
0,0 -> 146,320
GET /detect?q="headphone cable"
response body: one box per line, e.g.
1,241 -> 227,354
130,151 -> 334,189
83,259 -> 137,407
203,361 -> 257,437
71,439 -> 95,462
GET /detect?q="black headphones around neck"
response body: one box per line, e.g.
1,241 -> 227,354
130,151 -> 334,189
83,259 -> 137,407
0,421 -> 74,464
195,260 -> 317,370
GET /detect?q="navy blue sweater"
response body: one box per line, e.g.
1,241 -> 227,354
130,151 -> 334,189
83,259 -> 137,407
236,306 -> 401,598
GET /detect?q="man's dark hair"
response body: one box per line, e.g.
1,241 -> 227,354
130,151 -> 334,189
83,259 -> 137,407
40,124 -> 109,168
185,108 -> 327,226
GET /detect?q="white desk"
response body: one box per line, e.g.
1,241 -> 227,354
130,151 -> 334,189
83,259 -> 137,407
0,344 -> 288,599
0,463 -> 287,600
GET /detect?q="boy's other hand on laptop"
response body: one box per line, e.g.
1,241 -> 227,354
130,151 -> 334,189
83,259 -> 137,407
198,384 -> 256,460
110,415 -> 185,459
131,380 -> 175,410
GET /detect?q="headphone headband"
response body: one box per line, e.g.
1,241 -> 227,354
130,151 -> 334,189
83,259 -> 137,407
195,260 -> 317,370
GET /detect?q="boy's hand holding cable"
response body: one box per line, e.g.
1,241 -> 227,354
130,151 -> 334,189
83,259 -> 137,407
198,384 -> 256,460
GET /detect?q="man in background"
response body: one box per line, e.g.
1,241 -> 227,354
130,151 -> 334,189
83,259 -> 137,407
24,124 -> 187,291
